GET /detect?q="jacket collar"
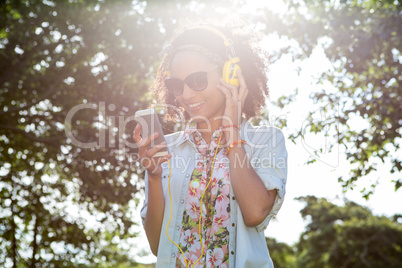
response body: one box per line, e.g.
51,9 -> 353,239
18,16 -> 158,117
175,118 -> 252,148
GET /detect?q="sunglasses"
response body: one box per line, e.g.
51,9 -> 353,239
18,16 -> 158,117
165,66 -> 218,96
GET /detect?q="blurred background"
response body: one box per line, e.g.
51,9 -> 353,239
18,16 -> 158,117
1,0 -> 401,267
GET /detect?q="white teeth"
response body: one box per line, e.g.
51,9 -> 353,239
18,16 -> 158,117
188,101 -> 205,108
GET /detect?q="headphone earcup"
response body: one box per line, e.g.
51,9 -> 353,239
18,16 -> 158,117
222,58 -> 241,87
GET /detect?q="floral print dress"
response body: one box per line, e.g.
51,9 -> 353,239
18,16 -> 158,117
176,124 -> 231,268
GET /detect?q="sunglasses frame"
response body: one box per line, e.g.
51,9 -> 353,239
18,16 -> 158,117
165,65 -> 218,96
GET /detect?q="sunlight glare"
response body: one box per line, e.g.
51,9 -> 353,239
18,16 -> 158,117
239,0 -> 287,15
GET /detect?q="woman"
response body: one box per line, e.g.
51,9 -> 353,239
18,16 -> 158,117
134,24 -> 287,268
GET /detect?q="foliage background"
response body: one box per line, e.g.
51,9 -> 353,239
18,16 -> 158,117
0,0 -> 400,267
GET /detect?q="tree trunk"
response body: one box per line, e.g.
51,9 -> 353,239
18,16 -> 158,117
30,214 -> 39,268
11,199 -> 17,268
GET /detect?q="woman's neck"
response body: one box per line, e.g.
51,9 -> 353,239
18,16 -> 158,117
196,118 -> 222,144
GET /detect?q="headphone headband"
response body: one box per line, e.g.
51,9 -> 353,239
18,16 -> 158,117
192,26 -> 237,59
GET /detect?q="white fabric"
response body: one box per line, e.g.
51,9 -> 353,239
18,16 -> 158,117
140,119 -> 288,267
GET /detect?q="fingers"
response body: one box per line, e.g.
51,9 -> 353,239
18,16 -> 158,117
217,73 -> 250,108
133,123 -> 167,159
133,123 -> 156,148
143,132 -> 160,150
133,124 -> 172,177
217,69 -> 248,103
216,82 -> 232,104
145,141 -> 168,158
237,69 -> 249,102
140,147 -> 172,176
237,69 -> 246,88
219,78 -> 238,100
133,123 -> 142,143
140,152 -> 172,171
133,123 -> 158,149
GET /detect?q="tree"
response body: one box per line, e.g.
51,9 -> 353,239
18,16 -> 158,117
266,237 -> 297,268
265,195 -> 402,267
1,0 -> 269,266
296,195 -> 402,267
0,0 -> 164,266
266,0 -> 402,197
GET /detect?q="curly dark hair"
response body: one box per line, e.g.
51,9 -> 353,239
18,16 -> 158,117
151,22 -> 269,122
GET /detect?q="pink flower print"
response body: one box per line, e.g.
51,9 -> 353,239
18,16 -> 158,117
180,230 -> 200,253
178,252 -> 202,268
206,248 -> 224,267
178,252 -> 190,267
188,180 -> 200,198
199,203 -> 209,225
185,198 -> 200,219
223,167 -> 230,178
215,197 -> 229,216
201,175 -> 208,185
192,256 -> 205,268
189,186 -> 197,198
211,209 -> 230,233
187,253 -> 201,268
216,183 -> 230,204
188,234 -> 200,253
210,176 -> 219,196
218,162 -> 225,169
220,181 -> 230,192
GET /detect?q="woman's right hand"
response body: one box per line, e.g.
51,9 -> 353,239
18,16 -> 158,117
133,123 -> 172,179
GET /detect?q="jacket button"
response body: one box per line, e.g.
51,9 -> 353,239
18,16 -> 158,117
180,199 -> 184,204
176,226 -> 180,230
231,251 -> 234,255
186,174 -> 190,177
232,196 -> 236,200
171,253 -> 175,258
232,223 -> 235,227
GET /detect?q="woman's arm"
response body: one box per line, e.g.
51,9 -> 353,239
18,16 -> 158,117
133,123 -> 171,255
216,70 -> 279,227
143,173 -> 165,255
226,131 -> 277,227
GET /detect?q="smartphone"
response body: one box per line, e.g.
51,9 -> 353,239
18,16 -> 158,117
135,108 -> 169,157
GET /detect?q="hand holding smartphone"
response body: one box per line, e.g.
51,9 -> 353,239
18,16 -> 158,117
134,108 -> 169,157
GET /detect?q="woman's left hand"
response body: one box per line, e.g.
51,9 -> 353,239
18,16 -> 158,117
216,69 -> 249,141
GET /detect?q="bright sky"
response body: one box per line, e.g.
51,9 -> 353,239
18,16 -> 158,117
132,0 -> 402,263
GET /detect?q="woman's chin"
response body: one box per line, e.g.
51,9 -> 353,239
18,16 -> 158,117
189,113 -> 210,124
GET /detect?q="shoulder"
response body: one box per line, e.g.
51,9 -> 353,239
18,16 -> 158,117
241,120 -> 285,145
164,130 -> 188,150
165,131 -> 184,142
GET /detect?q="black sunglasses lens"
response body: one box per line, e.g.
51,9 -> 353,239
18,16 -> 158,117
165,72 -> 209,96
185,72 -> 208,91
165,78 -> 184,96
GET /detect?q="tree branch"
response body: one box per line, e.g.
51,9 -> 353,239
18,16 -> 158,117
0,124 -> 60,144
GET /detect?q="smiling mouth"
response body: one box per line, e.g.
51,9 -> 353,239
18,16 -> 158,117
187,101 -> 205,108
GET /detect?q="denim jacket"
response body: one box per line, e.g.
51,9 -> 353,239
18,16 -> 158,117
140,119 -> 288,267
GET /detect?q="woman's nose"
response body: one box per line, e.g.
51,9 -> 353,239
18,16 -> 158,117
181,83 -> 196,100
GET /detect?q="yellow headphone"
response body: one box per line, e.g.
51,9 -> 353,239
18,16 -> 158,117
191,26 -> 241,87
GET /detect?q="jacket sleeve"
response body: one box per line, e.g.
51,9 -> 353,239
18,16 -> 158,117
246,126 -> 288,232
